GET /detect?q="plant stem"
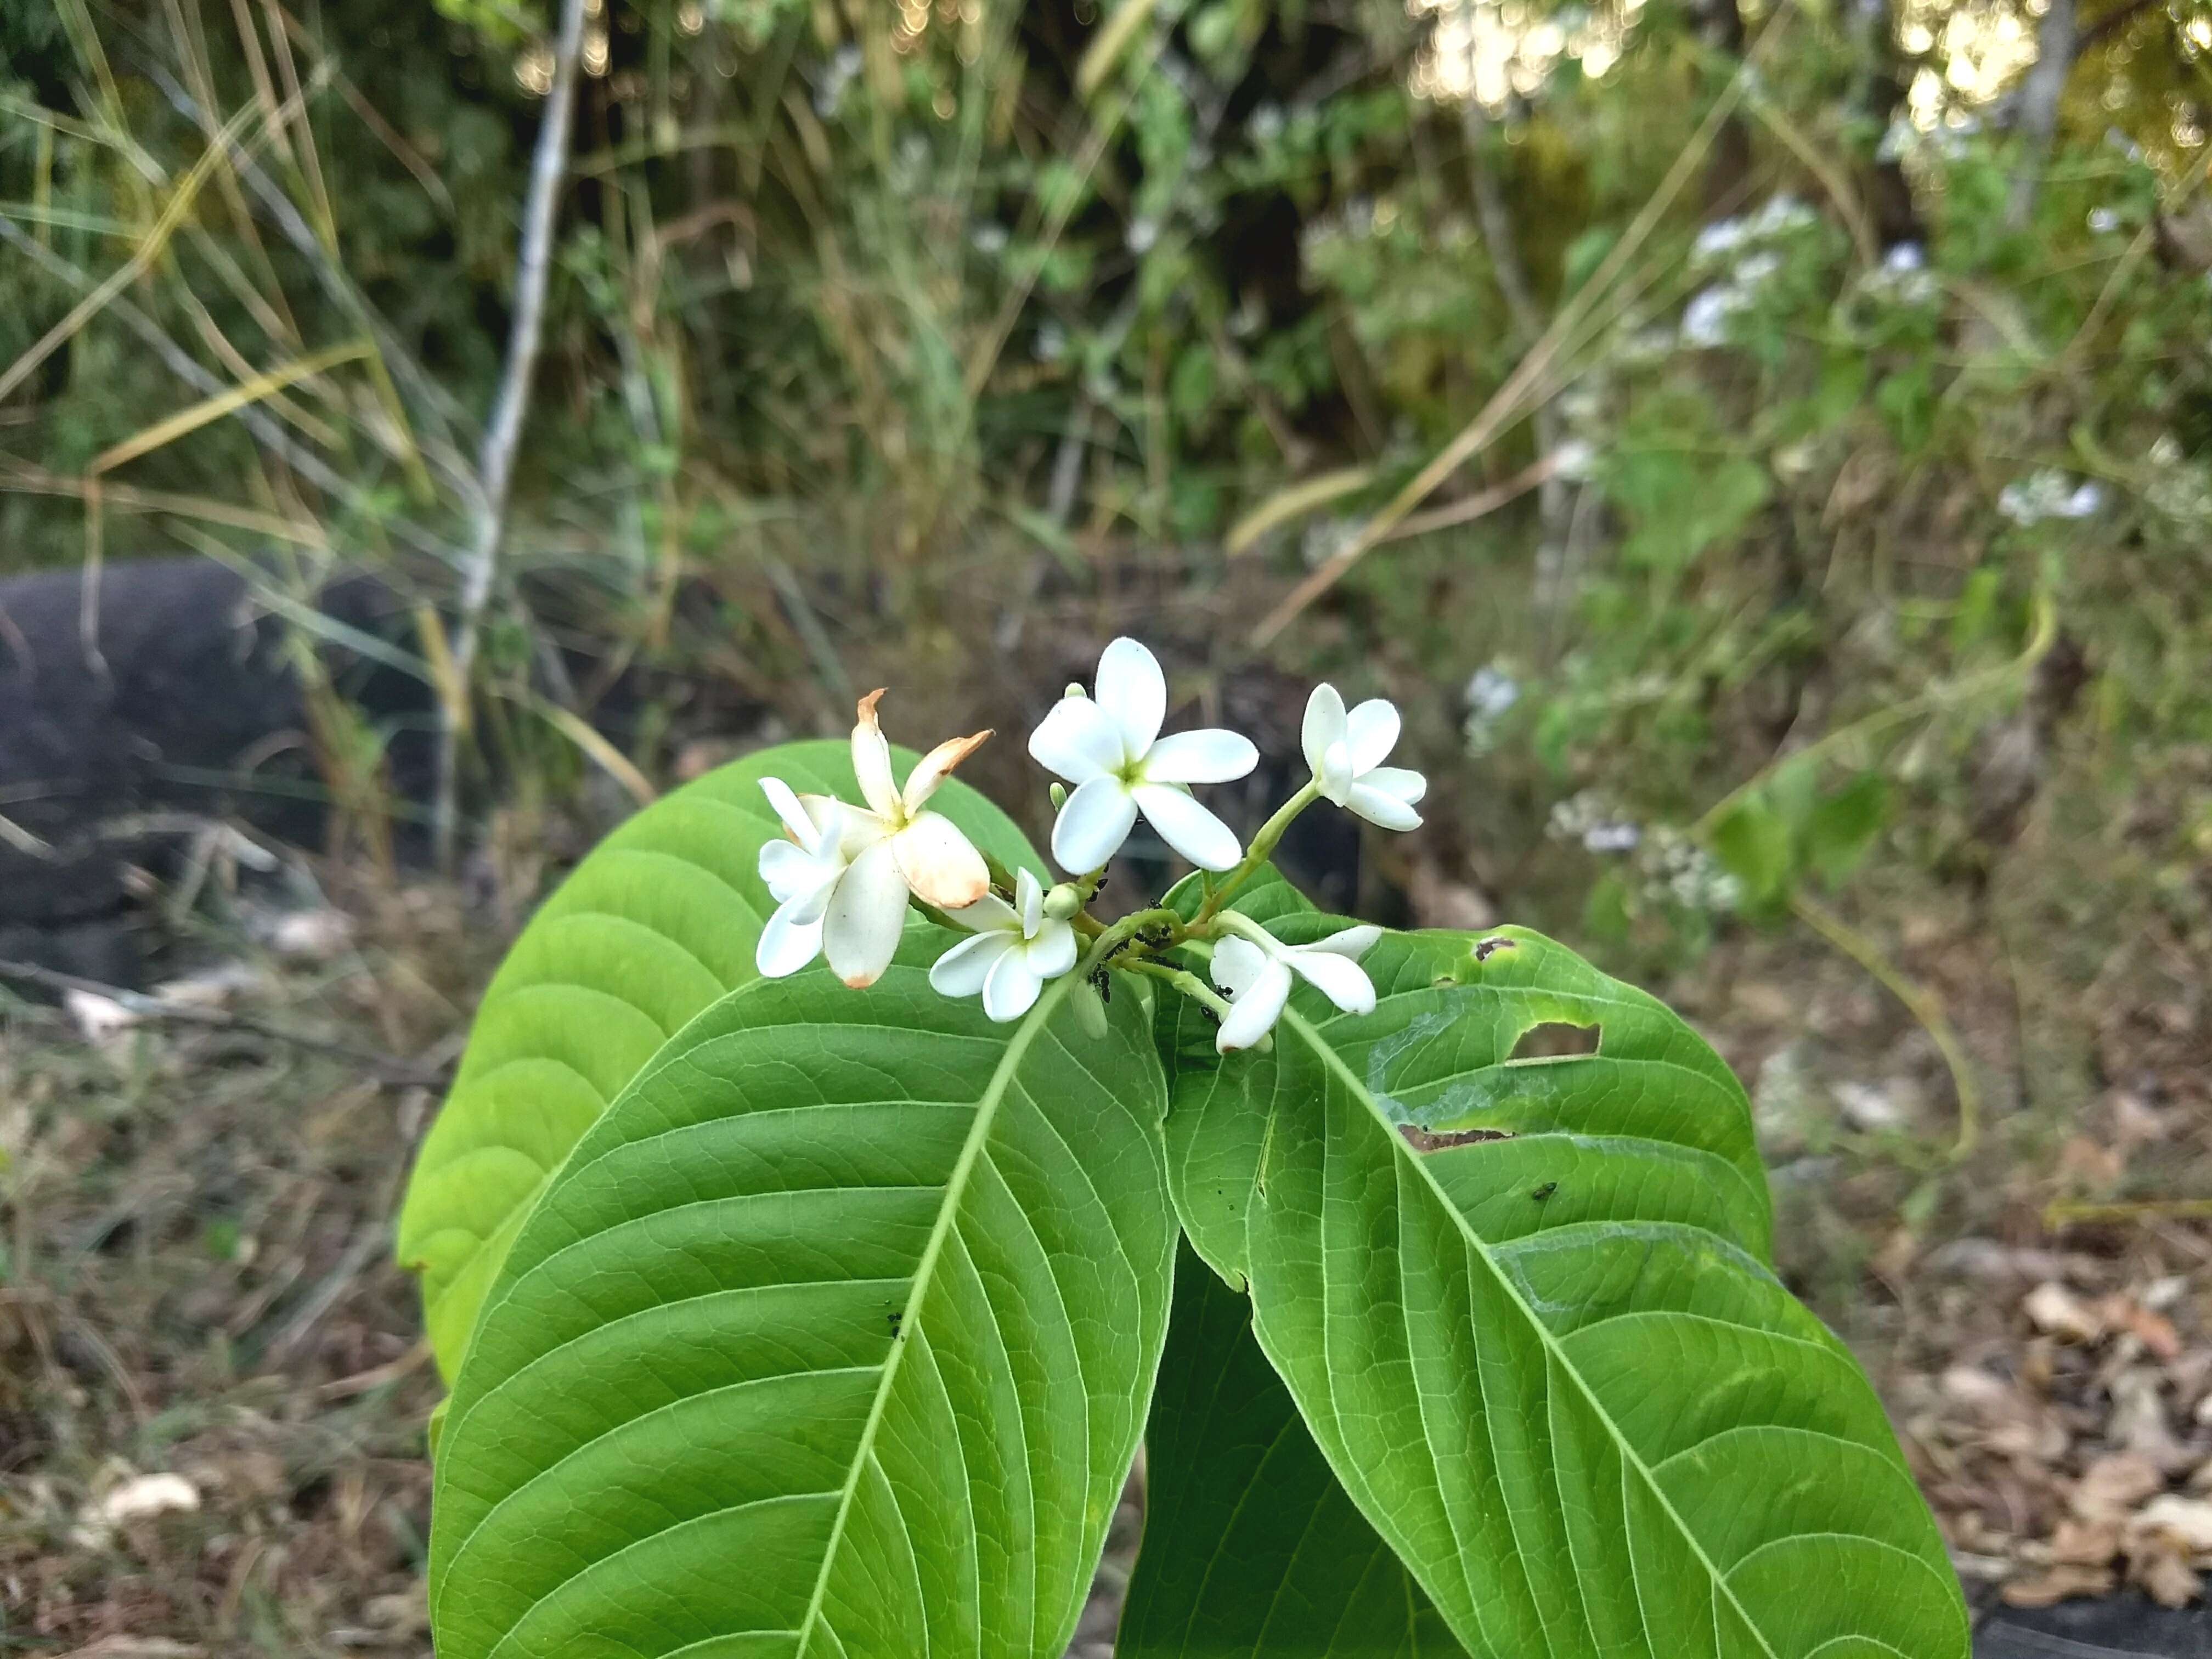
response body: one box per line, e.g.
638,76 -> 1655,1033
434,0 -> 589,873
1194,781 -> 1319,924
1119,957 -> 1232,1022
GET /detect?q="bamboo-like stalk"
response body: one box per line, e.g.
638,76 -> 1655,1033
431,0 -> 591,872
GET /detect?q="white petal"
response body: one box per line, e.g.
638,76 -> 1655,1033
759,776 -> 816,846
1301,683 -> 1346,781
892,811 -> 990,909
981,948 -> 1045,1022
930,930 -> 1014,998
1346,782 -> 1422,832
1306,923 -> 1383,960
756,904 -> 823,978
1028,696 -> 1126,783
902,729 -> 990,812
947,890 -> 1022,935
1287,950 -> 1376,1015
850,690 -> 901,820
759,841 -> 840,921
823,839 -> 909,988
1052,776 -> 1139,873
1361,766 -> 1427,806
1096,636 -> 1166,758
1015,867 -> 1044,935
1131,783 -> 1242,872
1317,738 -> 1355,804
1342,698 -> 1402,775
1026,921 -> 1078,982
1216,960 -> 1292,1052
1144,728 -> 1259,785
759,836 -> 817,901
832,805 -> 895,860
1208,934 -> 1272,1000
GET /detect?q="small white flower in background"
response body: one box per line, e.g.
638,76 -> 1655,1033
928,868 -> 1078,1022
1030,637 -> 1258,873
1210,923 -> 1381,1052
1733,250 -> 1782,287
2088,206 -> 2121,235
1550,438 -> 1596,481
1884,241 -> 1926,273
755,778 -> 850,978
1681,285 -> 1747,347
1999,469 -> 2106,526
1302,685 -> 1426,831
1693,215 -> 1747,259
1465,664 -> 1520,721
756,693 -> 992,989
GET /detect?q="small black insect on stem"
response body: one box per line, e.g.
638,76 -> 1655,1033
887,1310 -> 904,1335
1530,1181 -> 1558,1202
1088,966 -> 1112,1006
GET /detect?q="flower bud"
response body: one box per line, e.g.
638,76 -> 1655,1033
1042,882 -> 1084,922
1049,781 -> 1068,810
1063,681 -> 1086,699
1070,978 -> 1110,1040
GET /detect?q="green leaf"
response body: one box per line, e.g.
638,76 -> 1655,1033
1120,1240 -> 1470,1658
1708,793 -> 1793,913
1805,774 -> 1892,887
396,738 -> 1040,1383
1161,918 -> 1968,1656
427,935 -> 1176,1658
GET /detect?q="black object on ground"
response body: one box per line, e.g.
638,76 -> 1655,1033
0,556 -> 433,980
1978,1596 -> 2212,1658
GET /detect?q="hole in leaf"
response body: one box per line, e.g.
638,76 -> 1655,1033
1506,1020 -> 1600,1062
1397,1123 -> 1514,1152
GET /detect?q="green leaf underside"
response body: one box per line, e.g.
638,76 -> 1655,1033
427,935 -> 1176,1659
1121,1240 -> 1470,1659
1159,916 -> 1967,1658
397,739 -> 1040,1382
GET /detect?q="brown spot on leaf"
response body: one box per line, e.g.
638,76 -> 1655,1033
1398,1123 -> 1515,1152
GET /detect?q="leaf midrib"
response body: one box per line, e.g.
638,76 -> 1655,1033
791,968 -> 1077,1657
1276,1003 -> 1785,1659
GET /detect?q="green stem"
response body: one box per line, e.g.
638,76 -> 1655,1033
1194,780 -> 1321,924
1075,906 -> 1178,979
1119,957 -> 1233,1021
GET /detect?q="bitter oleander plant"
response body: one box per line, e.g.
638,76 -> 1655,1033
399,637 -> 1967,1658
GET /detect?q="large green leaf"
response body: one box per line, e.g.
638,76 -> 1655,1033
426,933 -> 1176,1658
396,738 -> 1039,1381
1120,1239 -> 1469,1658
1162,917 -> 1967,1656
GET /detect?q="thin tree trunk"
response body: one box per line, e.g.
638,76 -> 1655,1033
1459,96 -> 1571,552
432,0 -> 590,872
2007,0 -> 2078,228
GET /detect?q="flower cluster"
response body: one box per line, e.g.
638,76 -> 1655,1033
754,637 -> 1429,1053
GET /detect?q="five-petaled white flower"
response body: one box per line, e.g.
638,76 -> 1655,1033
1030,637 -> 1257,873
757,692 -> 994,989
1302,685 -> 1426,831
1209,921 -> 1381,1053
928,868 -> 1079,1022
755,778 -> 851,979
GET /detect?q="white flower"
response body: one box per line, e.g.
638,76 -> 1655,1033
1302,685 -> 1426,831
758,692 -> 993,989
928,868 -> 1079,1022
1682,284 -> 1746,347
755,778 -> 850,979
1029,637 -> 1258,873
1209,922 -> 1381,1052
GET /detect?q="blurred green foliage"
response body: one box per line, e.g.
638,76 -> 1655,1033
1,0 -> 2210,1077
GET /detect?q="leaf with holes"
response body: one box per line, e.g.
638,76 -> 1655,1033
427,931 -> 1175,1658
1120,1240 -> 1469,1659
1161,917 -> 1968,1656
395,739 -> 1039,1383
